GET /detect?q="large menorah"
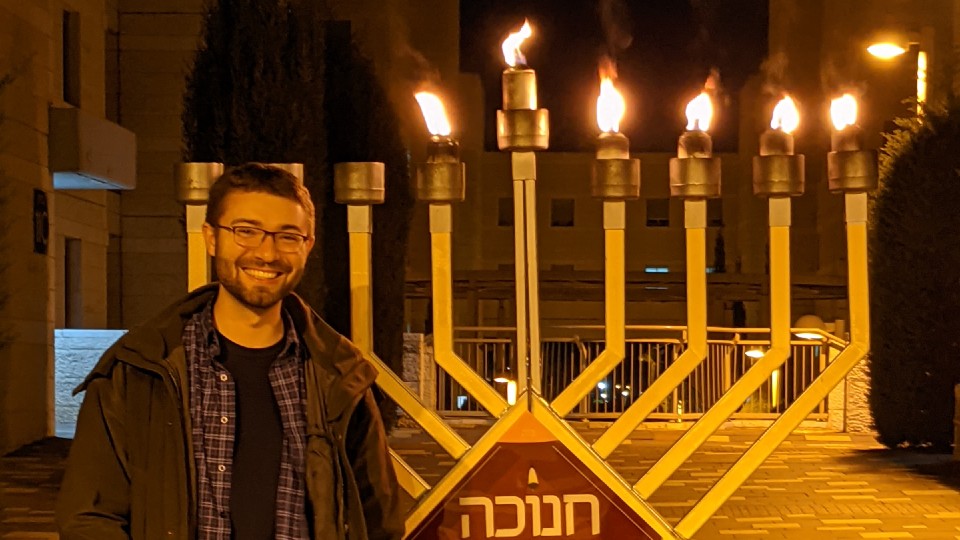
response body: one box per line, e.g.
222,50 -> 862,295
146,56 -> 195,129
174,20 -> 877,540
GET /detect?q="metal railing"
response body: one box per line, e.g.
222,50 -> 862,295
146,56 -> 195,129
436,326 -> 845,420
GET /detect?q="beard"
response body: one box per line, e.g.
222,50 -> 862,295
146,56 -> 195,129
215,253 -> 303,311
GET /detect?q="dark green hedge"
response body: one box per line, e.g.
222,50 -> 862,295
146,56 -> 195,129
870,97 -> 960,449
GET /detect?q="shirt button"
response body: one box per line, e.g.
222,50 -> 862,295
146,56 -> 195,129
218,464 -> 226,472
220,416 -> 228,424
219,374 -> 228,382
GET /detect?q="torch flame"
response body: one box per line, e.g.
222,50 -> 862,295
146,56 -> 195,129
830,93 -> 858,130
414,92 -> 451,136
501,19 -> 532,68
685,92 -> 713,131
770,95 -> 799,133
596,76 -> 626,133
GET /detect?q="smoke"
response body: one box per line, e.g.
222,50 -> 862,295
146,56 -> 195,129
383,5 -> 440,89
598,0 -> 633,58
760,52 -> 790,97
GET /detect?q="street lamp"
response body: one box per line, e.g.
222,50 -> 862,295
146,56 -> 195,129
867,29 -> 931,116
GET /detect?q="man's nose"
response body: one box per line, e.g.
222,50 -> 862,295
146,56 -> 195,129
253,233 -> 280,260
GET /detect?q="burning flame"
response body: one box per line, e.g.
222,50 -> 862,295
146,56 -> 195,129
770,95 -> 799,133
830,93 -> 858,130
414,92 -> 451,136
502,19 -> 532,68
596,76 -> 625,133
685,92 -> 713,131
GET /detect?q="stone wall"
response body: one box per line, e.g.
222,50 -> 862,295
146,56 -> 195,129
829,356 -> 874,433
54,329 -> 125,433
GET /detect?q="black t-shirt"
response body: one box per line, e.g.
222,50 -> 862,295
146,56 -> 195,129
218,332 -> 285,540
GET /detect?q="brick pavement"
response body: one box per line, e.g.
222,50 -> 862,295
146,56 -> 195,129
4,423 -> 960,539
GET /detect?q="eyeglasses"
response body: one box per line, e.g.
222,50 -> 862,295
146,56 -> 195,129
215,225 -> 310,253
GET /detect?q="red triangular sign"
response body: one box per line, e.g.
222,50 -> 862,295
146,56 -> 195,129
408,412 -> 660,539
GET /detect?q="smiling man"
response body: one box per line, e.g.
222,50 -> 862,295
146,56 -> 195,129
57,163 -> 402,540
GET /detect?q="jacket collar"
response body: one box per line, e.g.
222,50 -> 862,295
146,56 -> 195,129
80,284 -> 379,418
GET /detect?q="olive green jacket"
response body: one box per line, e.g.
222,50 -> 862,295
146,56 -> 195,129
56,285 -> 402,539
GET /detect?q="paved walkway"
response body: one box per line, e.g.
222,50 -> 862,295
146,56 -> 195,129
4,422 -> 960,539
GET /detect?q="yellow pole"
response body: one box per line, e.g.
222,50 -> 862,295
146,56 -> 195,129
512,152 -> 543,402
551,201 -> 626,416
431,204 -> 508,417
635,196 -> 792,498
593,199 -> 708,458
675,191 -> 870,538
347,205 -> 373,353
186,204 -> 209,291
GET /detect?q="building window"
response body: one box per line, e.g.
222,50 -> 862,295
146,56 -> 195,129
707,198 -> 724,227
497,197 -> 513,227
646,198 -> 670,227
550,198 -> 575,227
62,11 -> 81,107
644,266 -> 669,273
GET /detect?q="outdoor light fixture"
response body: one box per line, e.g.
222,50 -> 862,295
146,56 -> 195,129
793,313 -> 826,340
745,348 -> 765,359
867,42 -> 906,59
866,30 -> 929,115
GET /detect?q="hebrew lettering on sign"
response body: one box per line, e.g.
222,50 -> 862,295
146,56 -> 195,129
458,494 -> 600,538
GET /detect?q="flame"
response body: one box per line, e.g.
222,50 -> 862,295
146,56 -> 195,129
770,95 -> 799,133
414,92 -> 451,136
685,92 -> 713,131
501,20 -> 532,67
830,93 -> 858,130
596,76 -> 626,133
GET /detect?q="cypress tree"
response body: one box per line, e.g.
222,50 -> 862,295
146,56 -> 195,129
870,97 -> 960,448
182,1 -> 412,427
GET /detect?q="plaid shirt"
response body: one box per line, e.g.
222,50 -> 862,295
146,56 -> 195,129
185,301 -> 309,539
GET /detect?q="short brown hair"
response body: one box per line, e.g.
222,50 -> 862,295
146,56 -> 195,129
205,163 -> 315,233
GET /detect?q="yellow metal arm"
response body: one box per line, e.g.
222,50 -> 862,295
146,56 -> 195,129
593,200 -> 708,458
552,202 -> 626,416
347,206 -> 374,353
635,198 -> 793,499
366,352 -> 469,459
390,449 -> 430,499
675,192 -> 870,538
430,205 -> 509,417
187,205 -> 210,291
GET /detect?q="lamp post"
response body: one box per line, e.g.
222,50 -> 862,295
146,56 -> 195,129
867,26 -> 934,116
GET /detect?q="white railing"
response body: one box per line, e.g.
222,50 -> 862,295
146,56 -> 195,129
436,326 -> 845,420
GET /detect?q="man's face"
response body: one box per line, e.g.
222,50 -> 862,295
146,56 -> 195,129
203,191 -> 314,311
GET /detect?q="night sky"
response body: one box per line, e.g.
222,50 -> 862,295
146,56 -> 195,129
460,0 -> 768,152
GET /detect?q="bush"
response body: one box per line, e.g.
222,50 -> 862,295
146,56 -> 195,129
870,97 -> 960,449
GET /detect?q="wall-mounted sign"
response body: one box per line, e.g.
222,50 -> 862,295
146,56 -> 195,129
33,189 -> 49,255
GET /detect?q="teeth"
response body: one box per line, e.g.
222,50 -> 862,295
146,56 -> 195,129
244,269 -> 280,280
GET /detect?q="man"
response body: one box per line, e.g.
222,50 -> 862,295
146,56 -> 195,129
57,163 -> 402,539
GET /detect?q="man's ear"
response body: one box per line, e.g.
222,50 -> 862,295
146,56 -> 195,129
202,222 -> 217,257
